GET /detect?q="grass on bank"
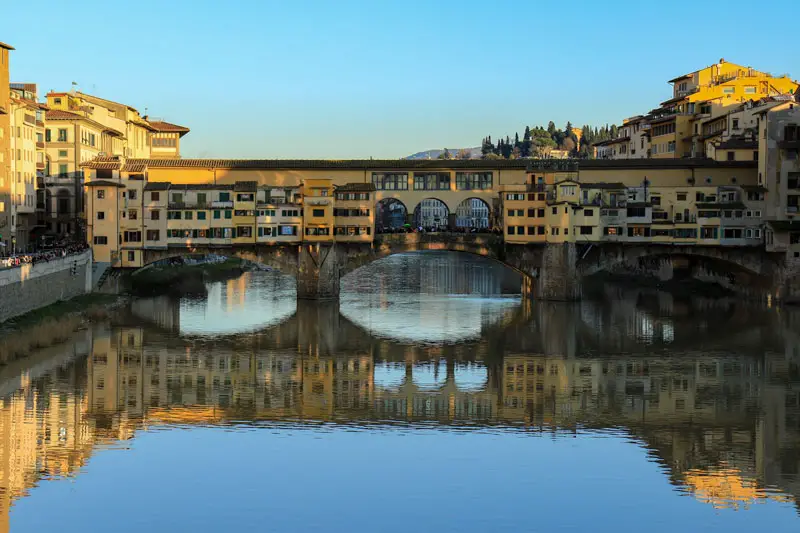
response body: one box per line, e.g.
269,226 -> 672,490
0,293 -> 119,363
129,258 -> 246,291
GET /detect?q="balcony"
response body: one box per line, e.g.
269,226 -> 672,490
168,202 -> 209,210
211,200 -> 234,208
36,141 -> 45,149
36,162 -> 45,170
525,183 -> 547,192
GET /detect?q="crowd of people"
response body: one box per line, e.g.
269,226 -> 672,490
375,225 -> 501,235
0,242 -> 89,269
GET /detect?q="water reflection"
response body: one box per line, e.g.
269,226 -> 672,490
2,254 -> 800,531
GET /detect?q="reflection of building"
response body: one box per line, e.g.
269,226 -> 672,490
455,198 -> 489,228
414,198 -> 448,229
3,308 -> 800,522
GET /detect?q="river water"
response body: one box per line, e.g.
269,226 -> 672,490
1,252 -> 800,532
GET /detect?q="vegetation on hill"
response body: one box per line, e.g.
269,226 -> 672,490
480,121 -> 619,159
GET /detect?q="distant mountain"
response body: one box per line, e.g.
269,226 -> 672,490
405,147 -> 482,160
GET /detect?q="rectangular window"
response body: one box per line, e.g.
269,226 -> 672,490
237,226 -> 253,238
197,211 -> 207,220
583,209 -> 594,217
603,227 -> 620,236
372,172 -> 409,190
128,190 -> 137,200
97,190 -> 105,199
312,208 -> 325,217
150,191 -> 160,202
150,209 -> 160,220
58,149 -> 67,158
93,236 -> 108,245
171,193 -> 183,204
167,211 -> 181,220
722,87 -> 735,94
580,226 -> 593,235
236,193 -> 254,202
197,193 -> 207,205
537,226 -> 545,235
97,211 -> 105,220
213,210 -> 221,219
507,226 -> 516,235
146,230 -> 160,241
414,172 -> 450,190
127,251 -> 135,262
700,227 -> 718,239
224,210 -> 232,219
45,129 -> 51,142
58,129 -> 68,142
184,211 -> 193,220
744,86 -> 756,94
59,164 -> 68,177
727,151 -> 735,161
455,172 -> 493,191
219,192 -> 231,202
128,210 -> 137,220
506,193 -> 526,201
677,193 -> 687,201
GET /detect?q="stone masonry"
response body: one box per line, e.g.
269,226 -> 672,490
0,250 -> 92,323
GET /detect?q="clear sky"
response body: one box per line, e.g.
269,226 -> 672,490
4,0 -> 798,159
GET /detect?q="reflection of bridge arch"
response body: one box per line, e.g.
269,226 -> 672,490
376,198 -> 408,230
413,198 -> 449,230
455,197 -> 490,229
578,245 -> 781,298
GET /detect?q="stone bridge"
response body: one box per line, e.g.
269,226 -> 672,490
137,235 -> 795,302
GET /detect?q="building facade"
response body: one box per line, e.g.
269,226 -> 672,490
80,157 -> 768,268
0,42 -> 12,251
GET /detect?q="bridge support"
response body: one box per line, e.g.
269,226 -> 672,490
296,244 -> 340,300
536,243 -> 582,301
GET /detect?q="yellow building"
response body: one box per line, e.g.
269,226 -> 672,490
145,119 -> 189,159
0,42 -> 13,250
81,157 -> 769,267
333,183 -> 375,242
301,177 -> 334,242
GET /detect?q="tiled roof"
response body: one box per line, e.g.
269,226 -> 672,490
10,82 -> 37,94
46,110 -> 83,120
119,158 -> 534,170
85,180 -> 124,188
336,183 -> 377,192
168,183 -> 234,191
147,120 -> 190,134
81,156 -> 123,170
143,182 -> 171,191
0,41 -> 14,50
234,181 -> 258,192
125,161 -> 148,172
716,138 -> 757,150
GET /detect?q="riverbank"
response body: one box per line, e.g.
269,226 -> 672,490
0,293 -> 126,364
127,258 -> 247,296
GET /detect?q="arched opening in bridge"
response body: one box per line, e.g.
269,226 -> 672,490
375,198 -> 408,232
413,198 -> 449,230
455,197 -> 491,230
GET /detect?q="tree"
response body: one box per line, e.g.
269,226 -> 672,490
456,148 -> 472,160
547,121 -> 556,135
437,148 -> 453,160
481,137 -> 493,157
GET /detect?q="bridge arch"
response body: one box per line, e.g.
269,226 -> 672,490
454,197 -> 491,229
375,197 -> 408,231
578,244 -> 779,298
412,198 -> 449,230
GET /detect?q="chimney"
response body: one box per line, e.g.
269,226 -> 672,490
719,58 -> 725,64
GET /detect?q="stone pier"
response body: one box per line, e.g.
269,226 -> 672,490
536,243 -> 582,301
296,244 -> 340,300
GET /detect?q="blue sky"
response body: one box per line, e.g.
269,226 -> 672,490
4,0 -> 798,158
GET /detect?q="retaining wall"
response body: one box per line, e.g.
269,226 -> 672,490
0,250 -> 92,323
